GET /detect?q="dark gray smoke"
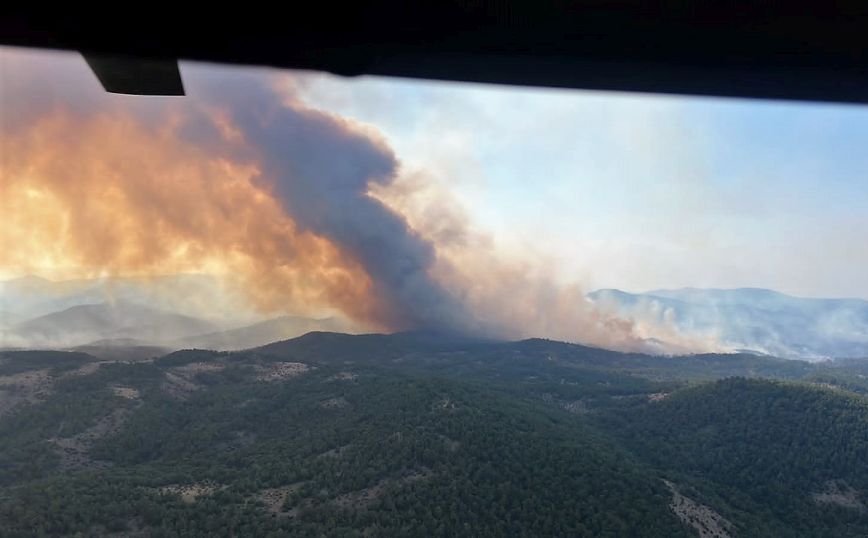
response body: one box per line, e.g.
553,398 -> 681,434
184,66 -> 479,334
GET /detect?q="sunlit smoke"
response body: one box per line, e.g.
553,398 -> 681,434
1,47 -> 724,353
1,51 -> 391,330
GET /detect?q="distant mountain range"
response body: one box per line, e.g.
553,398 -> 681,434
3,275 -> 867,359
177,315 -> 353,351
0,275 -> 358,351
0,273 -> 228,321
1,303 -> 355,352
3,302 -> 219,348
590,287 -> 868,360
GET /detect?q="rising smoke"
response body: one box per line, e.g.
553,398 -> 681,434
1,47 -> 718,353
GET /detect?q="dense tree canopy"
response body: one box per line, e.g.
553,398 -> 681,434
1,335 -> 867,536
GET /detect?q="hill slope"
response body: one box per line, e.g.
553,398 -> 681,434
1,333 -> 868,536
0,347 -> 689,537
601,378 -> 868,536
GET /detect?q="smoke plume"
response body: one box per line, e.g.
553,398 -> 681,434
1,47 -> 719,352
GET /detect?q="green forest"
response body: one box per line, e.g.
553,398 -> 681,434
1,332 -> 867,537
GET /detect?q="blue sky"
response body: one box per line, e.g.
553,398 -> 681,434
293,72 -> 868,299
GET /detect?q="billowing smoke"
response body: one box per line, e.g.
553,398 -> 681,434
369,171 -> 723,352
1,47 -> 721,353
1,49 -> 477,335
1,49 -> 391,330
183,68 -> 478,333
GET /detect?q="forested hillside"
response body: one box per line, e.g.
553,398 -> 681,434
603,378 -> 868,537
1,333 -> 867,537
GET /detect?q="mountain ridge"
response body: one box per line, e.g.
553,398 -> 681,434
590,287 -> 868,359
3,302 -> 219,348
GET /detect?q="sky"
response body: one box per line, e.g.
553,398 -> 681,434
2,45 -> 868,352
291,72 -> 868,299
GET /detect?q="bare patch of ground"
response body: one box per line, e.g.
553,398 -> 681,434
813,480 -> 865,512
332,481 -> 389,509
111,386 -> 140,400
256,482 -> 307,517
159,482 -> 224,503
51,408 -> 131,470
811,382 -> 849,394
326,371 -> 358,382
332,469 -> 432,510
540,393 -> 589,414
560,400 -> 590,414
161,362 -> 226,399
0,359 -> 117,416
320,396 -> 349,409
318,444 -> 351,459
254,361 -> 310,382
161,371 -> 201,400
160,361 -> 226,399
665,480 -> 733,538
173,361 -> 226,375
434,397 -> 457,411
65,361 -> 104,377
0,369 -> 52,416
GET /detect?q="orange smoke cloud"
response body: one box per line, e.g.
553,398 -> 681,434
1,47 -> 724,353
1,47 -> 466,335
0,107 -> 391,329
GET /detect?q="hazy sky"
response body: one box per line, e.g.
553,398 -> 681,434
293,72 -> 868,299
3,46 -> 868,302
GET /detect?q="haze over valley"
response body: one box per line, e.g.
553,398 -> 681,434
4,274 -> 868,361
0,275 -> 358,351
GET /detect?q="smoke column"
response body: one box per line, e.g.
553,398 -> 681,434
183,67 -> 479,334
1,47 -> 722,353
